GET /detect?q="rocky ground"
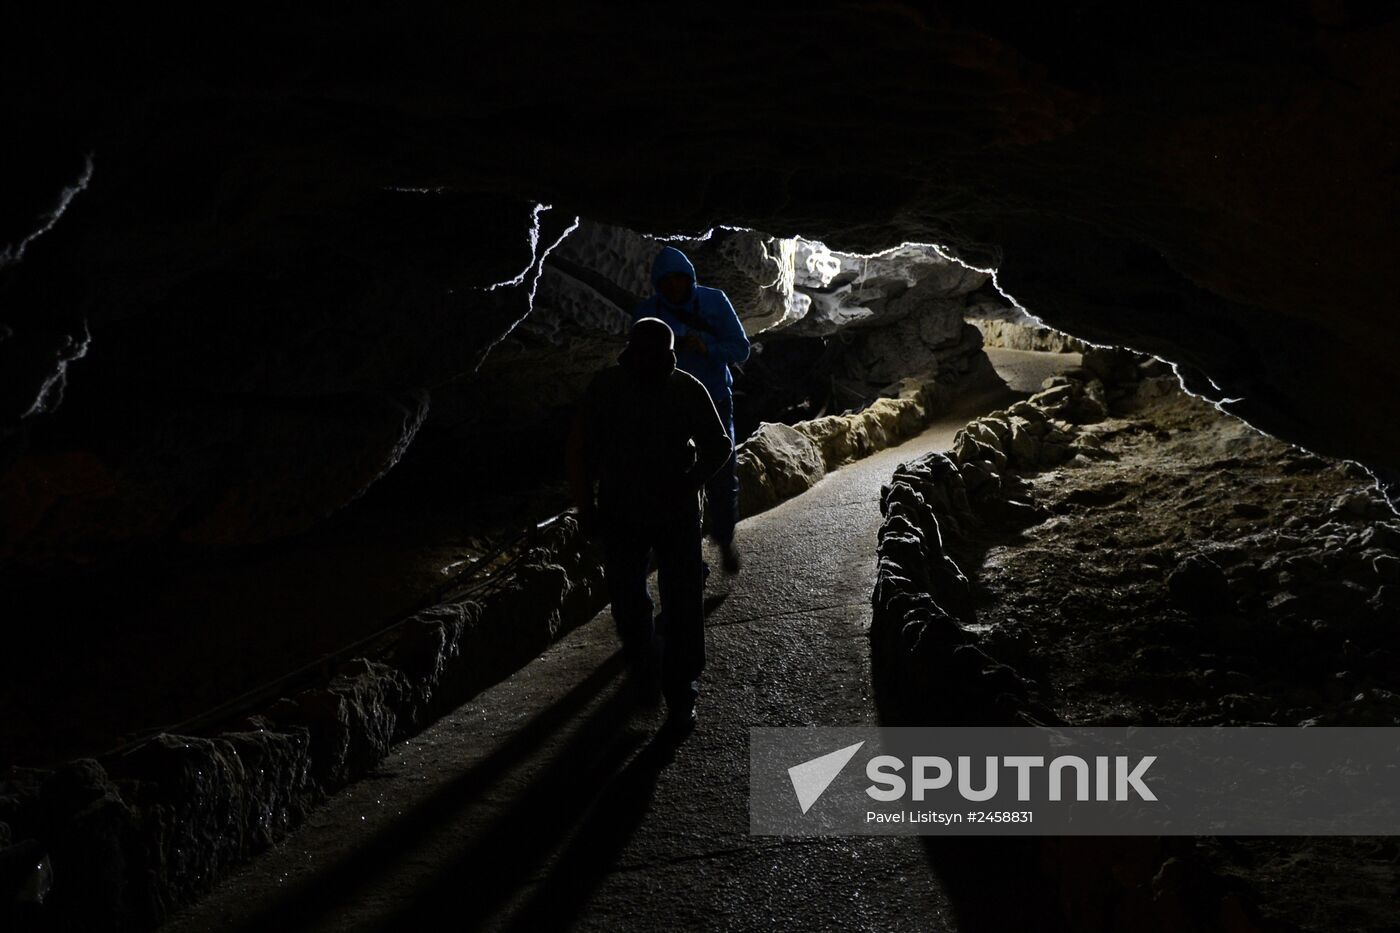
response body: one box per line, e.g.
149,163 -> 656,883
951,362 -> 1400,931
966,382 -> 1400,731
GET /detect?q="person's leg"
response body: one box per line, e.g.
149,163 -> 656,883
704,393 -> 741,571
602,517 -> 659,696
654,506 -> 706,716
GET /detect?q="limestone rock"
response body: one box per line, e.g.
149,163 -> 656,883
534,219 -> 801,339
794,415 -> 870,468
839,319 -> 984,391
866,398 -> 923,447
1029,380 -> 1106,425
971,317 -> 1086,353
736,422 -> 826,517
1081,347 -> 1142,385
960,460 -> 996,491
1008,418 -> 1042,466
1168,554 -> 1233,617
788,241 -> 993,338
290,660 -> 413,791
1373,554 -> 1400,583
1007,400 -> 1048,424
1331,491 -> 1387,520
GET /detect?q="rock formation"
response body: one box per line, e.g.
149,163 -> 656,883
871,348 -> 1400,932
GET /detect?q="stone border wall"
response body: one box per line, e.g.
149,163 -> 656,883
736,355 -> 1001,518
870,349 -> 1271,933
1,517 -> 606,931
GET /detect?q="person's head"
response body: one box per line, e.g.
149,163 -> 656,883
619,317 -> 676,379
650,246 -> 697,306
658,271 -> 692,305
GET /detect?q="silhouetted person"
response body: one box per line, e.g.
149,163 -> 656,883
567,318 -> 732,729
634,247 -> 751,572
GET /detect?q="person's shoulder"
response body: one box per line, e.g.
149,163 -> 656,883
668,367 -> 706,389
696,284 -> 737,313
668,368 -> 712,402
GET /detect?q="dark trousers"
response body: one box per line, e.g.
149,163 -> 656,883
704,393 -> 738,546
602,507 -> 705,706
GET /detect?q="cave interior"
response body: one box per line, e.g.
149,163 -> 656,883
3,4 -> 1400,931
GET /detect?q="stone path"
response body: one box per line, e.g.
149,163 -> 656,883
164,351 -> 1070,933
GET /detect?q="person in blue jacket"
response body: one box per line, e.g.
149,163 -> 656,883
634,246 -> 751,572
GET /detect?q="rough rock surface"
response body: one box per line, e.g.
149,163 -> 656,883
874,353 -> 1400,932
786,242 -> 994,337
529,221 -> 1009,427
735,423 -> 826,518
528,220 -> 800,341
972,317 -> 1087,353
736,372 -> 975,518
794,397 -> 929,471
870,390 -> 1239,929
0,515 -> 606,931
529,222 -> 1012,347
0,195 -> 577,567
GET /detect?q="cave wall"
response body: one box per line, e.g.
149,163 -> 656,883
528,220 -> 799,340
3,3 -> 1398,571
0,183 -> 579,566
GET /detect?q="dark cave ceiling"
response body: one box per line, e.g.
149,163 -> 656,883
2,3 -> 1397,562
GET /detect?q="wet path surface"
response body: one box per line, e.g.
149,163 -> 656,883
165,352 -> 1069,933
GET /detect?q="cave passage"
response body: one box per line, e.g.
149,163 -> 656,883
7,8 -> 1400,930
1,209 -> 1099,930
6,213 -> 1399,933
160,357 -> 1053,933
0,219 -> 1035,771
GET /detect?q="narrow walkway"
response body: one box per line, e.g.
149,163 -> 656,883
165,352 -> 1068,933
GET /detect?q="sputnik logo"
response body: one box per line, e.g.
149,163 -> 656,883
787,741 -> 865,814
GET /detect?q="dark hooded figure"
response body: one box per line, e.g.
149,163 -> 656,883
566,317 -> 732,728
633,246 -> 751,572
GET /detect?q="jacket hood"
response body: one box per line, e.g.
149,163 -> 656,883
650,246 -> 697,290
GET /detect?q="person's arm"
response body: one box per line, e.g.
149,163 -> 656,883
699,290 -> 751,365
683,379 -> 734,488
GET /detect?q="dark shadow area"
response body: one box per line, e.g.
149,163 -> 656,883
365,689 -> 690,932
476,726 -> 690,933
0,461 -> 564,769
919,838 -> 1068,933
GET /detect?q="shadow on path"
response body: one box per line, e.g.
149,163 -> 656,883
364,683 -> 658,931
920,838 -> 1068,933
366,693 -> 699,932
491,728 -> 692,932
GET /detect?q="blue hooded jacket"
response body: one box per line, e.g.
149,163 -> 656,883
633,246 -> 751,409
